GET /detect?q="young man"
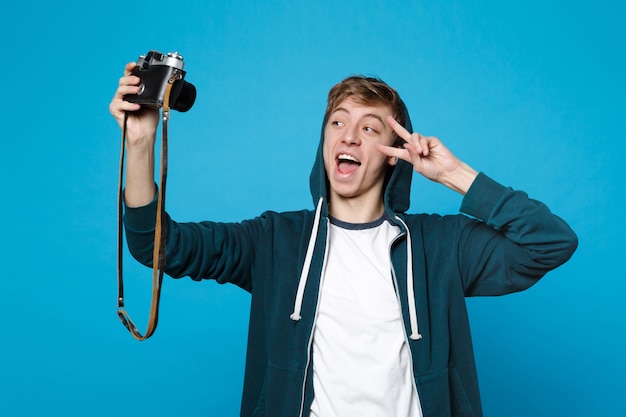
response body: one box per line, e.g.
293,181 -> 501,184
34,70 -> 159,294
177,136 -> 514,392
110,64 -> 577,417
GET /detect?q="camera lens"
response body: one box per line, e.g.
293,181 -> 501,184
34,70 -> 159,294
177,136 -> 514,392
173,81 -> 196,112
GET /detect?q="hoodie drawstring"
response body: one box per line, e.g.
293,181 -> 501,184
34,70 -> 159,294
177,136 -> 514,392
396,216 -> 423,341
290,197 -> 324,321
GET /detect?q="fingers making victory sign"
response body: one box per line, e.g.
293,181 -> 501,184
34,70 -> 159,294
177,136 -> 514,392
377,116 -> 478,195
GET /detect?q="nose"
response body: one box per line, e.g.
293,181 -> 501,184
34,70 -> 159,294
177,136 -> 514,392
342,125 -> 361,146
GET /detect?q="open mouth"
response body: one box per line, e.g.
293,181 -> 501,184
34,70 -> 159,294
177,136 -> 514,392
337,153 -> 361,174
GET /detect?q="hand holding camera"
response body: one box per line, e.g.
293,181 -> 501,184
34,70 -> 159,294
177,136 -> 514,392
110,50 -> 196,146
110,50 -> 196,208
110,62 -> 159,148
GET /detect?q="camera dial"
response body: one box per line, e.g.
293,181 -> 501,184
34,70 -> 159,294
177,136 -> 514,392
160,52 -> 184,70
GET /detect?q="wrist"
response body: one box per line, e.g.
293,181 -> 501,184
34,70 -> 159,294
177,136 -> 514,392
126,132 -> 156,150
440,163 -> 478,195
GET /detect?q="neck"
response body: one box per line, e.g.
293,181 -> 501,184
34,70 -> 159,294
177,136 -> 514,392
328,192 -> 386,224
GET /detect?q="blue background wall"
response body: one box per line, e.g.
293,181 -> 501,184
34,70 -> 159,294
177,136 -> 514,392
2,1 -> 624,416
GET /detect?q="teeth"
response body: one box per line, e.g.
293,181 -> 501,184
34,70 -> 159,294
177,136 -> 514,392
338,153 -> 360,163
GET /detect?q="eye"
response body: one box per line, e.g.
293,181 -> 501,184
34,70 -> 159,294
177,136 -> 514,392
363,126 -> 379,134
331,120 -> 345,127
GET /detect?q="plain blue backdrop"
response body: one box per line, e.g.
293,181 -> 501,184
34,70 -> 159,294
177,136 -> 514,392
2,1 -> 624,416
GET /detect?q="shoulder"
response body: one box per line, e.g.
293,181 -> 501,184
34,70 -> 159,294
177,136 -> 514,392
398,212 -> 473,230
248,208 -> 317,233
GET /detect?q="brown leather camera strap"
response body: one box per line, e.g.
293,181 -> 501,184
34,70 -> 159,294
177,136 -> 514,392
116,74 -> 181,341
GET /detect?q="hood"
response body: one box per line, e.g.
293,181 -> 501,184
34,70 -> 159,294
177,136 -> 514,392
309,99 -> 414,216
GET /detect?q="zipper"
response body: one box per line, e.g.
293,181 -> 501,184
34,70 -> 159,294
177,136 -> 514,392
297,217 -> 330,417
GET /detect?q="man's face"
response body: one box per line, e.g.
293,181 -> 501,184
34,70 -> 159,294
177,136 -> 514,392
323,98 -> 398,204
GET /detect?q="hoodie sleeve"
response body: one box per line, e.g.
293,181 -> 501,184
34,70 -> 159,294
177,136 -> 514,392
123,193 -> 265,292
456,173 -> 578,296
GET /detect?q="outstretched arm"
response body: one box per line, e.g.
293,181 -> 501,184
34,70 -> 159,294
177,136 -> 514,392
377,116 -> 478,195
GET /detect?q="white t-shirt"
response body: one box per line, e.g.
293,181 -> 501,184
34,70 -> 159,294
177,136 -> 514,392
310,216 -> 422,417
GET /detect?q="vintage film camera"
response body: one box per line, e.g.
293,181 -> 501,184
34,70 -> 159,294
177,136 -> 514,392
125,50 -> 196,112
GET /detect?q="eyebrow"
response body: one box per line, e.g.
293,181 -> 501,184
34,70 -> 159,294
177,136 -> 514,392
332,107 -> 385,124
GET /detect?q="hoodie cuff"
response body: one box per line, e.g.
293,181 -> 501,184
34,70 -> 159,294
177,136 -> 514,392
460,172 -> 508,221
123,189 -> 159,232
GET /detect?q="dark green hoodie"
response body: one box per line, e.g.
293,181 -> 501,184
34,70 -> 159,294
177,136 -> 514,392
124,107 -> 577,416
